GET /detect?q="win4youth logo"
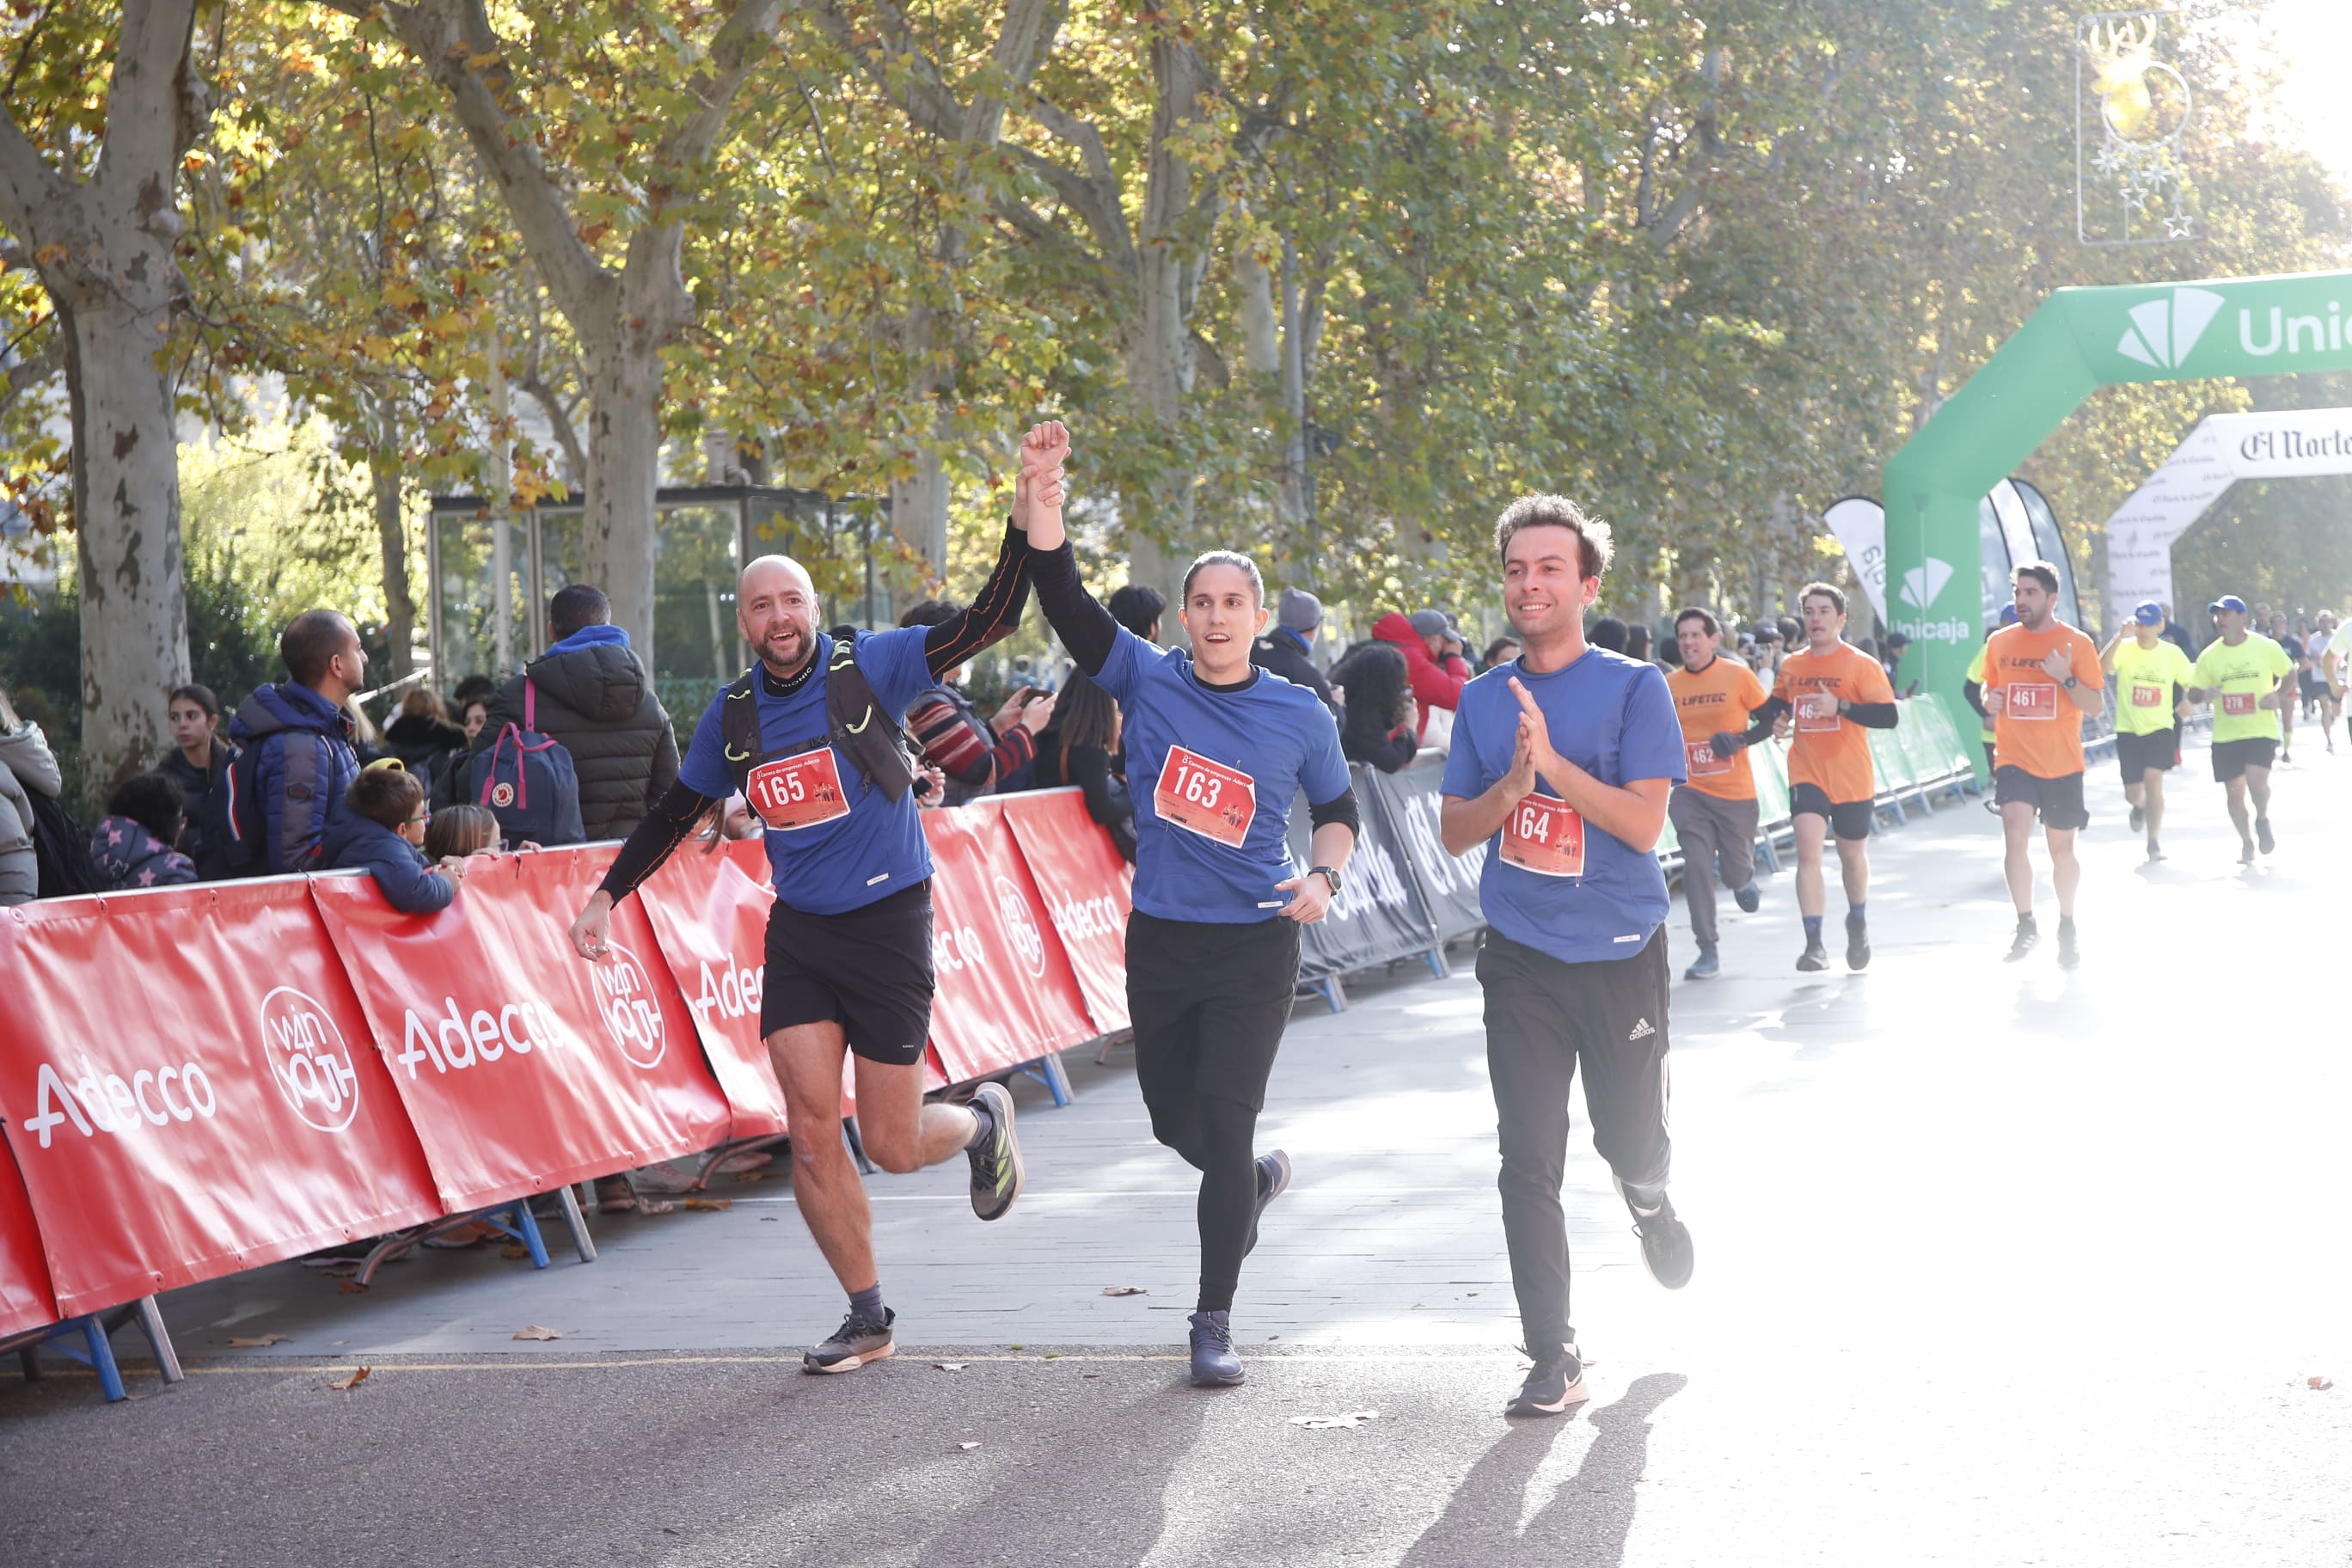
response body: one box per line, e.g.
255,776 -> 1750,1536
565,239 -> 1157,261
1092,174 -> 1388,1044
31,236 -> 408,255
1897,557 -> 1954,610
2115,286 -> 2225,370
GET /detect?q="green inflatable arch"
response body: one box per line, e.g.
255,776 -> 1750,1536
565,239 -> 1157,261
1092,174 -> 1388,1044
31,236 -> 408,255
1883,266 -> 2352,750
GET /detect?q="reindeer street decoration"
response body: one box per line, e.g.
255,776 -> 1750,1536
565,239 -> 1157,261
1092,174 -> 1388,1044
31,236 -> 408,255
2077,10 -> 2196,245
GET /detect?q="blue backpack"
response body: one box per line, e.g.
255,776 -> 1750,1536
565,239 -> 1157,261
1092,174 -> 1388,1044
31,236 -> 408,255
464,681 -> 585,848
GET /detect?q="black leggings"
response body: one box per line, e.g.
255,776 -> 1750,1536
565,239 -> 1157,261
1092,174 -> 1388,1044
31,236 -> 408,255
1124,911 -> 1302,1314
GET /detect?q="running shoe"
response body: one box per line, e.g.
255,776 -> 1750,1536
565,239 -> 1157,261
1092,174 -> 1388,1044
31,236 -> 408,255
1244,1149 -> 1291,1258
1844,913 -> 1871,971
1732,882 -> 1761,914
805,1308 -> 895,1374
2257,818 -> 2276,855
2056,916 -> 2079,971
2239,836 -> 2257,865
1796,939 -> 1829,972
1684,945 -> 1720,980
2128,803 -> 2145,832
1630,1193 -> 1695,1289
966,1081 -> 1024,1222
2006,915 -> 2038,961
2146,837 -> 2164,862
1187,1310 -> 1244,1387
1506,1340 -> 1590,1418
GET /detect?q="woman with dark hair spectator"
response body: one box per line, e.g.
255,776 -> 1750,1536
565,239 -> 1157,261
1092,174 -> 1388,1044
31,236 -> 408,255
1480,635 -> 1522,672
1589,616 -> 1629,652
1331,642 -> 1419,773
89,772 -> 198,890
432,695 -> 493,809
160,683 -> 235,862
1624,623 -> 1653,664
1025,671 -> 1137,861
385,686 -> 468,779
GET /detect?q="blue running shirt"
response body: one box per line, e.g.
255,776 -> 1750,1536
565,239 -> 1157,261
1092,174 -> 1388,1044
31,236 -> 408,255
1440,649 -> 1686,965
1094,628 -> 1351,923
678,628 -> 936,916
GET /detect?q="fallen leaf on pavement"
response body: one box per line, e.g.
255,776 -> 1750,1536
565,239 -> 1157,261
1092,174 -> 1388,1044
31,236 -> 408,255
934,1363 -> 965,1372
637,1197 -> 678,1215
957,1442 -> 981,1451
732,1169 -> 775,1183
683,1197 -> 732,1212
322,1264 -> 359,1278
2310,1375 -> 2334,1390
1101,1285 -> 1146,1296
228,1333 -> 288,1348
1289,1411 -> 1381,1430
513,1325 -> 563,1341
501,1245 -> 530,1259
327,1367 -> 371,1392
336,1281 -> 368,1295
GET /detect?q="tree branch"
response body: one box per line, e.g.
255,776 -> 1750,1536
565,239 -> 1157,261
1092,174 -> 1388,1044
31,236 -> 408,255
0,328 -> 62,416
0,97 -> 66,241
100,0 -> 207,219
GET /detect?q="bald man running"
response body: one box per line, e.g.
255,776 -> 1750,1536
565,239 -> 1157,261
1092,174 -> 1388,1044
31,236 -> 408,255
568,503 -> 1038,1375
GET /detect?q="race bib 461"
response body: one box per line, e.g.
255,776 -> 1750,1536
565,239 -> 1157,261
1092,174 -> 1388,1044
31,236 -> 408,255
1154,745 -> 1258,848
1794,692 -> 1841,733
2006,682 -> 2059,720
1502,794 -> 1585,879
746,747 -> 851,832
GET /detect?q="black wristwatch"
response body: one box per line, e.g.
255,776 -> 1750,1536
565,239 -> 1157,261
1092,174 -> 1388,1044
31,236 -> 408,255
1309,864 -> 1344,897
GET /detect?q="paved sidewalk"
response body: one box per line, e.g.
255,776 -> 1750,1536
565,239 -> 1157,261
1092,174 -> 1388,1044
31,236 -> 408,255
8,735 -> 2352,1566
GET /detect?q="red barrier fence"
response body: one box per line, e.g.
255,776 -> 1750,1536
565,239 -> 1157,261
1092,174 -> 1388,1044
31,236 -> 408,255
0,790 -> 1130,1339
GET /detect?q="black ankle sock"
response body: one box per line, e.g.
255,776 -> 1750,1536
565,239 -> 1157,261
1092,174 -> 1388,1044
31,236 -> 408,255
848,1283 -> 885,1322
963,1099 -> 995,1150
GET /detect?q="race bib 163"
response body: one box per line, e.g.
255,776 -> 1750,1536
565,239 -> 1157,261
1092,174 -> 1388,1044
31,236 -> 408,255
1154,745 -> 1258,848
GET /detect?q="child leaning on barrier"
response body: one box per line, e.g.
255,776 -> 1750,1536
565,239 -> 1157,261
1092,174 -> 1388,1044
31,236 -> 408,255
321,762 -> 461,914
424,802 -> 500,861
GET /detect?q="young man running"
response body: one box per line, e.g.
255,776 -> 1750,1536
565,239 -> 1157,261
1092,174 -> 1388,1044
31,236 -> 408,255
2188,594 -> 2294,863
1019,423 -> 1357,1390
1665,606 -> 1767,979
1438,494 -> 1693,1420
2306,611 -> 2338,752
2267,611 -> 2304,763
1718,584 -> 1896,971
2101,600 -> 2195,861
565,493 -> 1039,1375
1981,562 -> 2105,966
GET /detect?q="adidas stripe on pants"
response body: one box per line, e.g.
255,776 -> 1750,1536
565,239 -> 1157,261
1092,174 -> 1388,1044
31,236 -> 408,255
1477,927 -> 1672,1355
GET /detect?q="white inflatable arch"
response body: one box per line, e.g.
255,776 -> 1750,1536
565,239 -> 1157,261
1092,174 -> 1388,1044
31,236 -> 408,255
2104,407 -> 2352,625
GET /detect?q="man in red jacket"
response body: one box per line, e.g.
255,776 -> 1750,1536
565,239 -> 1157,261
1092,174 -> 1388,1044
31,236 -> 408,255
1372,609 -> 1473,740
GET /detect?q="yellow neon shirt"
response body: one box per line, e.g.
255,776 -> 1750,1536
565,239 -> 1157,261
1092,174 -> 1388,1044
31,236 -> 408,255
2191,634 -> 2294,743
2110,637 -> 2193,737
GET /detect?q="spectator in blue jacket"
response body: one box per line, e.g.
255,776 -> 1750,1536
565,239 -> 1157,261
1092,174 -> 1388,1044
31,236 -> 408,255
89,772 -> 198,890
222,610 -> 366,875
322,763 -> 456,914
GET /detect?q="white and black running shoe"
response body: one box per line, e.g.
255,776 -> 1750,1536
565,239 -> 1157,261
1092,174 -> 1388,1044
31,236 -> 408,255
1632,1194 -> 1695,1289
805,1308 -> 895,1374
1506,1340 -> 1590,1418
967,1081 -> 1024,1222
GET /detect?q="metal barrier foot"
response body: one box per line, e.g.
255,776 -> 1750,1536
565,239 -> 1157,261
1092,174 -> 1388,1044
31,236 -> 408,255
554,1185 -> 597,1265
1018,1052 -> 1075,1107
842,1117 -> 876,1176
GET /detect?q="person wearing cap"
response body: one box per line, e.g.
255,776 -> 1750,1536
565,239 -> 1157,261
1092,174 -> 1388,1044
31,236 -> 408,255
2100,600 -> 2196,861
1371,605 -> 1473,742
2187,593 -> 2294,863
1249,587 -> 1339,712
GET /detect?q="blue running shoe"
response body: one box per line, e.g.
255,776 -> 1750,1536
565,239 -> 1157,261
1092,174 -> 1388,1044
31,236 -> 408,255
1188,1310 -> 1244,1387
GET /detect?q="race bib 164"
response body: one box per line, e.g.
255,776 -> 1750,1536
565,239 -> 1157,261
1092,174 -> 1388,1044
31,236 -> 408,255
1501,794 -> 1586,879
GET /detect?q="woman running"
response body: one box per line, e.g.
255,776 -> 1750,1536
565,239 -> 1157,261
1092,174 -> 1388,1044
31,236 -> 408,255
1018,420 -> 1358,1387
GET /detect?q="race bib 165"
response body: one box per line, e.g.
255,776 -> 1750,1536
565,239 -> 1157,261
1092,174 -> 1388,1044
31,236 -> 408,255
746,748 -> 851,832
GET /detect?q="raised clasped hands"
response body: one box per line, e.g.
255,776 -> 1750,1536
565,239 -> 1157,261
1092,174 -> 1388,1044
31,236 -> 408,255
1507,677 -> 1575,793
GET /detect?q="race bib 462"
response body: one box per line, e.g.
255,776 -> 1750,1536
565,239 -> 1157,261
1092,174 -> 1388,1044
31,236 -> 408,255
1154,745 -> 1258,848
1686,739 -> 1730,778
1502,794 -> 1585,879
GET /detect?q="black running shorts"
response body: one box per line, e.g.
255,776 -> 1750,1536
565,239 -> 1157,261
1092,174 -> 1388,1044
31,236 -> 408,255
1789,781 -> 1873,841
2114,728 -> 2178,780
2211,738 -> 2277,781
760,879 -> 934,1065
1994,766 -> 2089,830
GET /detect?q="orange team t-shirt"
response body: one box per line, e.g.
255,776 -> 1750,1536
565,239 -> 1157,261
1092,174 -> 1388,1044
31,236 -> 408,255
1668,655 -> 1770,801
1983,621 -> 2105,779
1771,642 -> 1896,804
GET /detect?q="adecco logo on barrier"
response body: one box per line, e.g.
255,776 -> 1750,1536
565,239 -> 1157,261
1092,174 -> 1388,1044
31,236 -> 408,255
1041,886 -> 1122,946
588,940 -> 668,1069
686,955 -> 764,1028
258,985 -> 360,1133
991,874 -> 1048,980
396,992 -> 584,1079
20,1055 -> 218,1148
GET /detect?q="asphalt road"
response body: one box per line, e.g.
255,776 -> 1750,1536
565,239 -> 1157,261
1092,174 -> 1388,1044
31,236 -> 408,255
6,732 -> 2351,1566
